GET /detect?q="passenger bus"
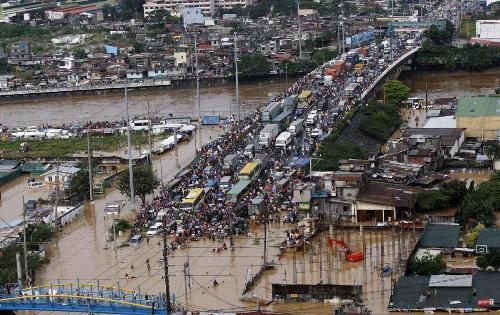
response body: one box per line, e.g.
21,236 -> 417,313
298,90 -> 313,105
226,180 -> 252,203
180,188 -> 205,211
239,162 -> 259,181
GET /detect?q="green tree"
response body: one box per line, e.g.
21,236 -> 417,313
409,252 -> 447,275
416,190 -> 451,212
315,141 -> 366,171
460,175 -> 500,227
73,48 -> 87,59
426,20 -> 454,45
23,223 -> 56,243
238,53 -> 271,77
382,80 -> 410,106
70,171 -> 90,200
148,8 -> 180,24
133,42 -> 146,53
476,250 -> 500,270
111,219 -> 132,235
118,165 -> 160,205
466,223 -> 485,248
358,101 -> 400,141
439,179 -> 467,207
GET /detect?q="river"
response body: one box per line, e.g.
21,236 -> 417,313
0,78 -> 290,128
400,67 -> 500,99
2,68 -> 499,315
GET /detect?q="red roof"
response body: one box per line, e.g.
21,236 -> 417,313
197,43 -> 213,49
54,5 -> 99,14
469,38 -> 500,47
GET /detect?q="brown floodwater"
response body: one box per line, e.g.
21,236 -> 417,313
4,69 -> 499,314
400,67 -> 500,100
0,78 -> 289,128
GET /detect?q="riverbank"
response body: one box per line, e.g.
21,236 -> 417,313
0,78 -> 290,127
399,67 -> 500,99
0,74 -> 299,103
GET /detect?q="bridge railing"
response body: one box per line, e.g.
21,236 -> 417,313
0,281 -> 166,312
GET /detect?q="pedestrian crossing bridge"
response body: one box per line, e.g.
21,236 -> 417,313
0,281 -> 168,314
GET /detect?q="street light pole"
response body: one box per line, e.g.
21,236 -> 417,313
194,34 -> 202,147
163,218 -> 171,314
234,32 -> 241,121
87,128 -> 94,201
297,1 -> 302,60
125,80 -> 135,207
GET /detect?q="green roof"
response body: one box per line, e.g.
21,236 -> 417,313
456,95 -> 500,117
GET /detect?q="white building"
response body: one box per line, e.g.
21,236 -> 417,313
182,7 -> 205,28
59,57 -> 75,70
476,20 -> 500,42
41,165 -> 80,183
144,0 -> 250,17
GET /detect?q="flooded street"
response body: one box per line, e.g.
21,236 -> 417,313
2,68 -> 498,314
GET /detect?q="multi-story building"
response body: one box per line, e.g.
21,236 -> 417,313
456,95 -> 500,140
8,40 -> 32,64
144,0 -> 252,18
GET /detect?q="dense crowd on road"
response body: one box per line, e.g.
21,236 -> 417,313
130,35 -> 419,253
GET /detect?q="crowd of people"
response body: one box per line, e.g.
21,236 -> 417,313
130,37 -> 417,254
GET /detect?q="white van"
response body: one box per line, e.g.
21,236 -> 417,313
275,131 -> 292,148
306,112 -> 317,125
129,234 -> 142,246
146,222 -> 163,236
129,120 -> 150,131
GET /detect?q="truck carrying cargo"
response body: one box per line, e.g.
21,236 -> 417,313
223,153 -> 240,169
282,95 -> 298,112
288,119 -> 304,136
344,83 -> 361,98
261,102 -> 281,122
324,68 -> 339,78
258,124 -> 279,145
333,60 -> 346,73
358,47 -> 369,57
253,153 -> 271,173
275,131 -> 292,148
354,63 -> 364,72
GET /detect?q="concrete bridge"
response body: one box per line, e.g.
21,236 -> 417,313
360,46 -> 420,102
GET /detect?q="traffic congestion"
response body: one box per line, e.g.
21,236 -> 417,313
130,32 -> 422,253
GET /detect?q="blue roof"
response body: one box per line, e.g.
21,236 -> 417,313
292,157 -> 310,168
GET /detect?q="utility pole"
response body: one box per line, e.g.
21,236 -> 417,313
22,196 -> 28,283
147,100 -> 153,166
53,159 -> 59,227
174,127 -> 179,168
162,218 -> 171,314
125,80 -> 135,207
234,32 -> 241,121
194,34 -> 202,147
16,252 -> 23,292
337,19 -> 341,54
297,1 -> 302,60
263,205 -> 268,266
87,128 -> 94,201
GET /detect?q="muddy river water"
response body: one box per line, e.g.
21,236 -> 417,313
1,68 -> 499,314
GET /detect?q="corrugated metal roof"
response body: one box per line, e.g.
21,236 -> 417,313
476,228 -> 500,250
429,275 -> 472,288
456,95 -> 500,117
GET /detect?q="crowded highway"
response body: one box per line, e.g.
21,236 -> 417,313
130,31 -> 422,256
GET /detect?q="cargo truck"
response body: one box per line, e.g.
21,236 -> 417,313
261,102 -> 281,122
258,124 -> 279,145
288,119 -> 304,136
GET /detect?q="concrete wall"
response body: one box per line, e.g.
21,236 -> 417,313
457,116 -> 500,139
